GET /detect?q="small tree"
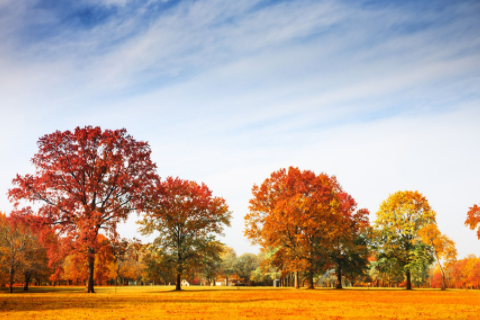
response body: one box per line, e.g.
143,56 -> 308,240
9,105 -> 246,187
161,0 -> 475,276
234,253 -> 259,286
0,212 -> 40,293
418,224 -> 457,290
139,177 -> 231,291
220,246 -> 237,286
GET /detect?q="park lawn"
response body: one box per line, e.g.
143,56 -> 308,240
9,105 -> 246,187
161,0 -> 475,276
0,286 -> 480,319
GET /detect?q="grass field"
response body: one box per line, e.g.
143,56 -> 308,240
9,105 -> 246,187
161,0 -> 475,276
1,286 -> 480,319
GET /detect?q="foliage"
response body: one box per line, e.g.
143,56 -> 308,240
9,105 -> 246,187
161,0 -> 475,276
8,126 -> 158,293
418,223 -> 457,290
234,253 -> 259,285
373,190 -> 437,290
0,212 -> 49,293
245,167 -> 353,289
139,176 -> 231,290
220,246 -> 237,285
465,203 -> 480,239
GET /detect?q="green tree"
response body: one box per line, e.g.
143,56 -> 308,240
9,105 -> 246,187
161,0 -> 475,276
220,246 -> 237,286
234,253 -> 259,285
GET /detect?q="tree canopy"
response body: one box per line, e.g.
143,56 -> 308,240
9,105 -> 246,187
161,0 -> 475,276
138,176 -> 231,291
8,126 -> 158,293
373,190 -> 437,290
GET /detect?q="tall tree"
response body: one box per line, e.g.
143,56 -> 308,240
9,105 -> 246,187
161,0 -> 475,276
374,190 -> 436,290
418,224 -> 457,290
465,203 -> 480,240
8,126 -> 158,293
139,177 -> 231,291
245,167 -> 350,289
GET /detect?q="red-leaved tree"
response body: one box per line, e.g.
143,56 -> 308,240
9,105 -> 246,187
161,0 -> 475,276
8,126 -> 158,293
138,177 -> 231,291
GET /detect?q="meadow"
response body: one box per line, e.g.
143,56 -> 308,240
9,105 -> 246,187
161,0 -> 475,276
1,286 -> 479,320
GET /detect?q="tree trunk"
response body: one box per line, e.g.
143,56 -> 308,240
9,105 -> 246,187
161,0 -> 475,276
9,268 -> 14,293
336,266 -> 342,289
176,273 -> 181,291
294,271 -> 299,289
406,269 -> 412,290
305,268 -> 314,289
23,274 -> 31,291
87,248 -> 95,293
436,257 -> 446,291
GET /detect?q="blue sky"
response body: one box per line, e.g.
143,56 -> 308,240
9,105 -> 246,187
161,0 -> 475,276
1,0 -> 480,257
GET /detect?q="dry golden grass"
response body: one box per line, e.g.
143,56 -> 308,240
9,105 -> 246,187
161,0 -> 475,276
1,286 -> 480,319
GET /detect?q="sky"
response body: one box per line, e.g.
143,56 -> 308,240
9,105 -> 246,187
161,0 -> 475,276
0,0 -> 479,258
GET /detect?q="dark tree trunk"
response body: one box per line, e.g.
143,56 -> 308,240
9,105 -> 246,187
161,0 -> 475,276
406,269 -> 412,290
336,266 -> 342,289
305,268 -> 314,289
9,268 -> 14,293
176,273 -> 181,291
23,274 -> 31,291
87,248 -> 95,293
294,271 -> 299,289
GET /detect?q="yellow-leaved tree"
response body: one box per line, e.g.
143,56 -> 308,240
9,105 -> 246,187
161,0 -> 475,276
374,191 -> 436,290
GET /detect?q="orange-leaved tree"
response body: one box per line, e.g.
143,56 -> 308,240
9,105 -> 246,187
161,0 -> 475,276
465,203 -> 480,240
8,126 -> 159,293
0,212 -> 44,293
245,167 -> 350,289
418,224 -> 457,290
138,177 -> 231,291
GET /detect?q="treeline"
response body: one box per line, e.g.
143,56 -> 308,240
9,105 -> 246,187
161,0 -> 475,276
1,127 -> 479,293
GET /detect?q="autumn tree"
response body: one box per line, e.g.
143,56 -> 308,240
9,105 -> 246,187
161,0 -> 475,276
21,238 -> 50,291
373,191 -> 436,290
245,167 -> 354,289
143,248 -> 176,285
465,203 -> 480,240
139,177 -> 231,291
63,234 -> 115,286
0,212 -> 43,293
8,126 -> 158,293
418,224 -> 457,290
327,194 -> 371,289
109,238 -> 142,287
